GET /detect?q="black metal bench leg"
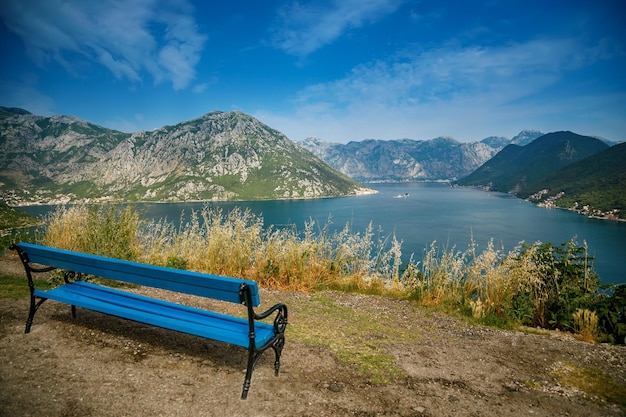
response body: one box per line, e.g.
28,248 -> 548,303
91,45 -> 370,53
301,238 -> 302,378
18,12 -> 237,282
25,302 -> 36,334
272,336 -> 285,376
241,348 -> 256,400
25,297 -> 48,334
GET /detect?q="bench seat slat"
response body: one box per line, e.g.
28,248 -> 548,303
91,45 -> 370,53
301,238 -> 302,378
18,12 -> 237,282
34,282 -> 275,348
18,243 -> 261,306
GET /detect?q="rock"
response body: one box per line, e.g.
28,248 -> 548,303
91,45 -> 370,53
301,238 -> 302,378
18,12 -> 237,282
328,383 -> 343,393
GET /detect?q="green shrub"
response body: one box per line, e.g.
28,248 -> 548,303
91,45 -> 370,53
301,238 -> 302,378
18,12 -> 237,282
515,240 -> 600,330
404,238 -> 611,337
594,285 -> 626,344
166,255 -> 188,270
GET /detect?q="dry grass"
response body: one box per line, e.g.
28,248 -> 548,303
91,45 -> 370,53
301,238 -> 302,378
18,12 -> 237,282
42,204 -> 141,260
572,308 -> 599,343
39,204 -> 603,334
42,205 -> 404,294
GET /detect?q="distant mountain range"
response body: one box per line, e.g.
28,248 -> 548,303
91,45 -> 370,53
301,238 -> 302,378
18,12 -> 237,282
298,130 -> 624,219
2,106 -> 623,219
456,131 -> 625,219
297,130 -> 545,182
0,107 -> 363,204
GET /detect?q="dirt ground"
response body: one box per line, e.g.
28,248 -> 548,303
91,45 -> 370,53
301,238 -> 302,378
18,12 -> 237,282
1,252 -> 625,417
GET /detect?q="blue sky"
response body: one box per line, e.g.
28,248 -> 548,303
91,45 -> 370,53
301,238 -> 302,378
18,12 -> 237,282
1,0 -> 624,143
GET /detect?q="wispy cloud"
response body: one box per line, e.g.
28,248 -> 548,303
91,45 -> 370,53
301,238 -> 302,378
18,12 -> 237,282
261,37 -> 622,141
296,38 -> 587,112
0,0 -> 207,90
271,0 -> 404,56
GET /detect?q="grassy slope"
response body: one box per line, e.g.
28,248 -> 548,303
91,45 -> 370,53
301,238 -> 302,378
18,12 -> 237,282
457,132 -> 609,192
520,142 -> 626,217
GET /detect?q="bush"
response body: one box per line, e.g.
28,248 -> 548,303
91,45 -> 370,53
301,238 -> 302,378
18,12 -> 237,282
516,240 -> 600,330
404,238 -> 611,337
594,285 -> 626,344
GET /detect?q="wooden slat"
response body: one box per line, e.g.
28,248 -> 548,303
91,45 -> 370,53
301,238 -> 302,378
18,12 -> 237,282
17,243 -> 261,306
33,282 -> 276,348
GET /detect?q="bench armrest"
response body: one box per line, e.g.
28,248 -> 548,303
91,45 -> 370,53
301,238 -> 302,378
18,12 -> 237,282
11,243 -> 56,285
255,303 -> 288,334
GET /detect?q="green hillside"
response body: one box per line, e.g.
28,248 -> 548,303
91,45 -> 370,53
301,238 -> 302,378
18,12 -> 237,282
455,144 -> 525,189
519,142 -> 626,219
456,131 -> 609,193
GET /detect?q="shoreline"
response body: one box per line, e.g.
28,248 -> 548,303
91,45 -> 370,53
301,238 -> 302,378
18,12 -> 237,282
5,183 -> 623,224
6,187 -> 379,208
453,184 -> 625,222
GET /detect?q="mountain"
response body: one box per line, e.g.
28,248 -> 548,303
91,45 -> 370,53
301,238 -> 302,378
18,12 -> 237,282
0,109 -> 364,204
480,136 -> 510,148
510,129 -> 545,146
299,136 -> 498,182
455,131 -> 610,193
1,109 -> 130,203
0,107 -> 32,118
520,142 -> 626,219
298,130 -> 545,182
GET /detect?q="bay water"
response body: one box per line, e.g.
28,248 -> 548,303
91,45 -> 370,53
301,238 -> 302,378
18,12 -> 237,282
17,183 -> 626,285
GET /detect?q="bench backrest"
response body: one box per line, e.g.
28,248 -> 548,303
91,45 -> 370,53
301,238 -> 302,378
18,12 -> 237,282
14,243 -> 261,306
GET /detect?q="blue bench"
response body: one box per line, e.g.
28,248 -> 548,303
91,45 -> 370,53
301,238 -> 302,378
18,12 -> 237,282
10,242 -> 288,400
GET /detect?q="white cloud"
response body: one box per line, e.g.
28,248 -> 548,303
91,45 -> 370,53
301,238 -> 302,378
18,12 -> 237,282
296,39 -> 582,112
263,38 -> 623,142
0,0 -> 207,90
191,83 -> 209,94
271,0 -> 404,56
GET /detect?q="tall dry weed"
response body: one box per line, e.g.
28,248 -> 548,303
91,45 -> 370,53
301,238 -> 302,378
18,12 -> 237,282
409,241 -> 465,306
43,204 -> 140,260
136,207 -> 406,293
43,205 -> 90,250
572,308 -> 599,343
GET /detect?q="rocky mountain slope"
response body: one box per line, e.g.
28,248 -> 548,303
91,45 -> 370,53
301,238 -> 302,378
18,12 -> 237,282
298,130 -> 545,182
0,108 -> 363,204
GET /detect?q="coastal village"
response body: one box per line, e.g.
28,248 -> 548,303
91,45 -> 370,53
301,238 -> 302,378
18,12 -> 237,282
529,189 -> 623,221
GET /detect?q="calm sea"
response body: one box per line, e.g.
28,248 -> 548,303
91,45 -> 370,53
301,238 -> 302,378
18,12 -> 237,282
17,183 -> 626,285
